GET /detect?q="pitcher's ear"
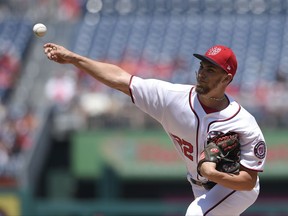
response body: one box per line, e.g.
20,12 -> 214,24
224,73 -> 233,85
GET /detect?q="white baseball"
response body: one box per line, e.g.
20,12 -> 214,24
33,23 -> 47,37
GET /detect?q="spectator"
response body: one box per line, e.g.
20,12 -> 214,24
45,71 -> 76,112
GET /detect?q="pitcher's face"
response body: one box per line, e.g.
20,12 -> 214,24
195,61 -> 229,95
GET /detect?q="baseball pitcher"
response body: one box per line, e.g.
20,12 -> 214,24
44,43 -> 267,216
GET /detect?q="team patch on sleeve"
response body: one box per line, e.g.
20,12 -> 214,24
254,141 -> 266,159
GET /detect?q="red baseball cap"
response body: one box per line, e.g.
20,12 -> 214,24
193,45 -> 238,77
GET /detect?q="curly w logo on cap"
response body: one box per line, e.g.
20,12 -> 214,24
207,47 -> 222,55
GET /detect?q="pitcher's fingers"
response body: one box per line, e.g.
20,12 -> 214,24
46,52 -> 54,60
44,43 -> 57,48
44,47 -> 52,54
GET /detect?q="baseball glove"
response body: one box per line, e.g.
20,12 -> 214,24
197,131 -> 241,176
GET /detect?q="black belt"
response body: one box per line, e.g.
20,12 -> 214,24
190,178 -> 216,190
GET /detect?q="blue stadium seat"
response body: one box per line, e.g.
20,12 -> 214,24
73,0 -> 288,89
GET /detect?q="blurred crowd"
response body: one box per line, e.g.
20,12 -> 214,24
0,53 -> 19,103
0,0 -> 84,20
0,105 -> 38,181
1,0 -> 288,185
0,0 -> 85,184
0,54 -> 38,184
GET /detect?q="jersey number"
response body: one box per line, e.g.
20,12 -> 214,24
171,134 -> 194,161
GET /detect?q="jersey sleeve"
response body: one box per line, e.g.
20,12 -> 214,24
129,76 -> 192,123
239,114 -> 267,172
129,76 -> 169,123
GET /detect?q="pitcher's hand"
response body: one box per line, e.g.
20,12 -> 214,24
44,43 -> 74,64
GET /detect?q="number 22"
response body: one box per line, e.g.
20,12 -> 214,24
171,134 -> 194,161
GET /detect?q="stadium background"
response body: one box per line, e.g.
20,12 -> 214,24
0,0 -> 288,215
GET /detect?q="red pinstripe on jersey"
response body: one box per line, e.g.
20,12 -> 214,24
188,87 -> 202,180
204,190 -> 237,215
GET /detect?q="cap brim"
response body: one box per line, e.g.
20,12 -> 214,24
193,54 -> 223,71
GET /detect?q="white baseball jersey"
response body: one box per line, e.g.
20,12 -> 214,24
129,76 -> 267,215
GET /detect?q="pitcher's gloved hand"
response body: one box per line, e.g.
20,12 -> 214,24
198,131 -> 241,176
